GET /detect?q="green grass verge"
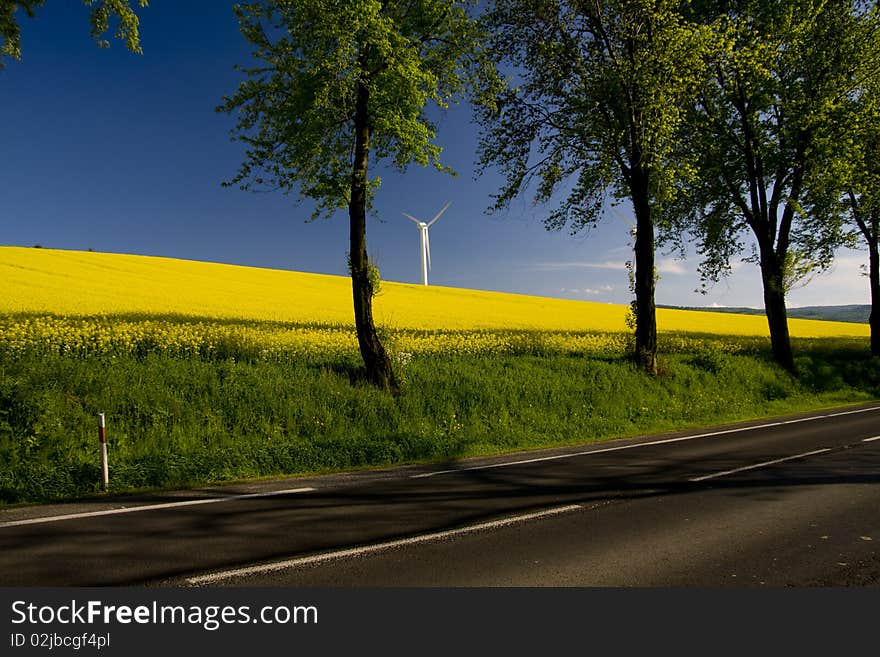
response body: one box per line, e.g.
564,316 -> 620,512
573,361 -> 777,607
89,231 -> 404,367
1,337 -> 878,505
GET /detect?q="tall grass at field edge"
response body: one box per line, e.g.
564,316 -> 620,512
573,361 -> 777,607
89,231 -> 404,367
1,342 -> 878,505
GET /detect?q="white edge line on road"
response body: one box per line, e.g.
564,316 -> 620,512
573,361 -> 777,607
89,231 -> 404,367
186,503 -> 585,586
781,416 -> 819,424
863,435 -> 880,442
0,487 -> 317,529
410,424 -> 785,478
688,449 -> 832,482
826,407 -> 880,417
411,406 -> 880,479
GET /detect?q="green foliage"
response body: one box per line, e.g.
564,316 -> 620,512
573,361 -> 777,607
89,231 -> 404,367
625,258 -> 637,331
624,228 -> 659,330
808,16 -> 880,263
346,252 -> 382,298
85,0 -> 146,52
1,339 -> 876,504
218,0 -> 499,219
477,0 -> 719,232
367,261 -> 381,298
682,0 -> 879,288
781,249 -> 821,294
0,0 -> 147,68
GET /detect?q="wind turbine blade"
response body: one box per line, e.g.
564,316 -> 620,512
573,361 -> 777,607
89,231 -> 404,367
427,201 -> 451,227
402,212 -> 422,225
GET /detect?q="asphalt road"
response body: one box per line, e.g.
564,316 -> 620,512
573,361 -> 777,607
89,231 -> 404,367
1,403 -> 879,586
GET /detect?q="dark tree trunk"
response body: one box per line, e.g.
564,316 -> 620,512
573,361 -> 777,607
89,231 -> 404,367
759,251 -> 795,373
349,79 -> 399,394
869,241 -> 880,357
631,167 -> 658,376
850,196 -> 879,358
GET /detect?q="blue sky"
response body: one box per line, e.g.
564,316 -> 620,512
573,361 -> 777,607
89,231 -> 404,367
0,1 -> 868,308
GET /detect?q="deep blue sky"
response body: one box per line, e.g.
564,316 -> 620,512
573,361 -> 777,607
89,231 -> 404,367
0,1 -> 867,307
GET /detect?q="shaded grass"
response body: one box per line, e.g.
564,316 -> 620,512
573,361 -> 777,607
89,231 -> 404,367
1,338 -> 878,505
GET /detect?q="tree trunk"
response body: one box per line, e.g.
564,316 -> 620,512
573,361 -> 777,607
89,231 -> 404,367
759,252 -> 795,373
349,79 -> 399,394
631,170 -> 658,376
869,240 -> 880,357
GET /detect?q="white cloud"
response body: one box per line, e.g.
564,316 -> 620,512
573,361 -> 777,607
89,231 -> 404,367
559,284 -> 616,297
657,258 -> 687,275
787,252 -> 869,306
582,285 -> 615,296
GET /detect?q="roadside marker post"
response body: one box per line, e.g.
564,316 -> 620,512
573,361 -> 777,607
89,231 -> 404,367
98,413 -> 109,491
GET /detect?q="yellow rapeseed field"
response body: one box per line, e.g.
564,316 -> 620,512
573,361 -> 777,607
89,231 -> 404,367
0,246 -> 868,359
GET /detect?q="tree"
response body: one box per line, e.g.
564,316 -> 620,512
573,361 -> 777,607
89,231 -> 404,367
477,0 -> 716,374
0,0 -> 147,68
682,0 -> 874,371
219,0 -> 497,393
847,113 -> 880,356
809,26 -> 880,355
846,78 -> 880,354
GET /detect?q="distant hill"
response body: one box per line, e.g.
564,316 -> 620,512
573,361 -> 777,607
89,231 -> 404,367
658,304 -> 870,324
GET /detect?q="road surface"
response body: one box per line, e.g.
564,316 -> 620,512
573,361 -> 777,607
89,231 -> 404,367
1,403 -> 878,586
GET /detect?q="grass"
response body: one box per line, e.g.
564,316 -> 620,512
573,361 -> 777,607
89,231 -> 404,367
1,336 -> 877,505
1,246 -> 877,505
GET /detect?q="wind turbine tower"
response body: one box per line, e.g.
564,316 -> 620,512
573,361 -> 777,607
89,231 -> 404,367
402,201 -> 450,286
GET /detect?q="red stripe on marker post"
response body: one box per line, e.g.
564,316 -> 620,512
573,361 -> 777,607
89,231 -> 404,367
98,413 -> 108,491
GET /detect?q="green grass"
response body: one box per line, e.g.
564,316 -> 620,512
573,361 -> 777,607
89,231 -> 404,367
1,337 -> 878,505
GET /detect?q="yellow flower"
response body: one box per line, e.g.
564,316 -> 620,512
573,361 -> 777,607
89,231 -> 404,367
0,246 -> 869,361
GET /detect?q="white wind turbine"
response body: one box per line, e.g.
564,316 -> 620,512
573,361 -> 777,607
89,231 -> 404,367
402,201 -> 450,286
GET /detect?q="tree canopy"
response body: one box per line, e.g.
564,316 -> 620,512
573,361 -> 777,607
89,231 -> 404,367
220,0 -> 497,220
0,0 -> 147,68
478,0 -> 716,230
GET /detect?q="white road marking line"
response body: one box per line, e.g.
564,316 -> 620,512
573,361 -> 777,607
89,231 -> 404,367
863,436 -> 880,442
411,424 -> 786,479
412,407 -> 880,479
186,503 -> 585,586
688,449 -> 832,482
782,416 -> 819,424
0,487 -> 316,529
826,407 -> 880,417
